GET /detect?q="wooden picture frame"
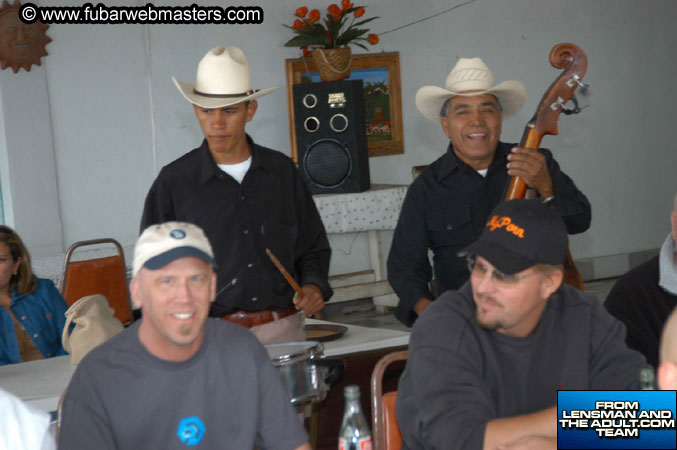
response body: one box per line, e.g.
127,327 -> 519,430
285,51 -> 404,162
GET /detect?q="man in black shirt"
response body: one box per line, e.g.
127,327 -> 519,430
140,46 -> 332,343
387,57 -> 591,326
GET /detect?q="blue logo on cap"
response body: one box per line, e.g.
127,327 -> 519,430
170,229 -> 187,239
177,416 -> 205,446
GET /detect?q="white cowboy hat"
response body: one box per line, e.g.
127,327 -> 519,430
173,46 -> 278,109
415,57 -> 527,123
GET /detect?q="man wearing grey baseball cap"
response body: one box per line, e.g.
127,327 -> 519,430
396,199 -> 646,450
59,222 -> 310,450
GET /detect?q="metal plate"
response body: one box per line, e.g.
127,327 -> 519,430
304,324 -> 348,342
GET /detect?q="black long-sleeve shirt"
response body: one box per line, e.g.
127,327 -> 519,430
140,137 -> 332,316
387,142 -> 591,326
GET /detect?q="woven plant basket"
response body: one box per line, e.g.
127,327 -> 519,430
312,47 -> 352,82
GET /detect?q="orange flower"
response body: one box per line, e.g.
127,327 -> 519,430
295,6 -> 308,18
308,8 -> 321,23
292,19 -> 305,30
367,33 -> 379,45
327,4 -> 342,21
354,7 -> 365,18
341,0 -> 354,11
302,46 -> 311,57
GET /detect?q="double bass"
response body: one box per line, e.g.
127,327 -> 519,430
504,43 -> 588,289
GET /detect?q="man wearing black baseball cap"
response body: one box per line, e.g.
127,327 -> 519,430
396,199 -> 646,450
59,222 -> 310,450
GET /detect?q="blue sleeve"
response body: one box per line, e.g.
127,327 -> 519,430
43,279 -> 69,356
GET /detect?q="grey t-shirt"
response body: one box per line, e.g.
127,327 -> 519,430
396,282 -> 647,450
59,319 -> 308,449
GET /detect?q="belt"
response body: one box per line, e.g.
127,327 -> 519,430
221,304 -> 298,328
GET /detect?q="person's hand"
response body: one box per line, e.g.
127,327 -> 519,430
293,284 -> 325,316
507,147 -> 554,198
413,298 -> 432,316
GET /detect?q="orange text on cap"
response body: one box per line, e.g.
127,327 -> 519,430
486,215 -> 525,238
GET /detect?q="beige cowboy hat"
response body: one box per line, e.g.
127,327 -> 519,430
173,46 -> 278,109
415,57 -> 527,123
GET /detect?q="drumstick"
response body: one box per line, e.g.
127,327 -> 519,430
265,248 -> 323,319
266,248 -> 304,297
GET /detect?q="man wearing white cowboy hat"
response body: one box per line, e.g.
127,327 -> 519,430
387,57 -> 591,327
140,46 -> 332,343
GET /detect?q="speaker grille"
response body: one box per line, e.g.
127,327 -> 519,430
303,139 -> 351,188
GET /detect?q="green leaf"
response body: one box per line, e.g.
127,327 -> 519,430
284,35 -> 326,48
336,27 -> 368,45
352,16 -> 378,27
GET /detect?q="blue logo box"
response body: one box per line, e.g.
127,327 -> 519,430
557,391 -> 676,449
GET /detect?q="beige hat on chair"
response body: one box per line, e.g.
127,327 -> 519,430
173,46 -> 278,109
415,57 -> 527,123
62,295 -> 124,365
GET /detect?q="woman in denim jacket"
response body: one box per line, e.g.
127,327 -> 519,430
0,226 -> 68,365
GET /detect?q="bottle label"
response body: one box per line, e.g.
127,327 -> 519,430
339,437 -> 372,450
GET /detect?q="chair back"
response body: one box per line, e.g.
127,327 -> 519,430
371,350 -> 408,450
59,238 -> 133,325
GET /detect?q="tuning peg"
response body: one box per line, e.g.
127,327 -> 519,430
577,83 -> 590,97
567,74 -> 590,96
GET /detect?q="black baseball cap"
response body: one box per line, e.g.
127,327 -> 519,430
459,199 -> 568,275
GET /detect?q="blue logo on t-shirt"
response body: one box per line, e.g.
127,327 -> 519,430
177,416 -> 205,446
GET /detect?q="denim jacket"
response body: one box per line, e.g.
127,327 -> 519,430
0,278 -> 68,365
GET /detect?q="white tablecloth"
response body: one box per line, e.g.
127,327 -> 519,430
313,184 -> 407,234
0,356 -> 75,413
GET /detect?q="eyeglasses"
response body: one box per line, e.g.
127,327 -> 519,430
466,255 -> 536,286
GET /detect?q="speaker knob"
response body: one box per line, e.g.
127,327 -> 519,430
304,116 -> 320,133
302,93 -> 318,109
329,114 -> 349,133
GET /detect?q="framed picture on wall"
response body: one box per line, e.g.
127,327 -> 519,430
284,51 -> 404,162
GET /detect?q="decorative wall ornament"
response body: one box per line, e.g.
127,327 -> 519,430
0,0 -> 50,73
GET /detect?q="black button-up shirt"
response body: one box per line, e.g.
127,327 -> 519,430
387,141 -> 591,326
140,137 -> 332,316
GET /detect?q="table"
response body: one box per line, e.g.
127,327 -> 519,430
0,355 -> 75,413
313,184 -> 407,310
0,320 -> 408,418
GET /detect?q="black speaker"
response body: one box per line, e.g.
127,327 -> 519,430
293,79 -> 371,194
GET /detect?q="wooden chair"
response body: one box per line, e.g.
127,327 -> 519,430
371,350 -> 408,450
59,238 -> 133,325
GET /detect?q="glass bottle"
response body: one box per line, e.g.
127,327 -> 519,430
338,385 -> 372,450
639,366 -> 656,390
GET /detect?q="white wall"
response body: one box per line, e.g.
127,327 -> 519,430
3,0 -> 676,274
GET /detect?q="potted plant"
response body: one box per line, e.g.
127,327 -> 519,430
284,1 -> 379,81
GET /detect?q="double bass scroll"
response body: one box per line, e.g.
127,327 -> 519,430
504,43 -> 588,289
